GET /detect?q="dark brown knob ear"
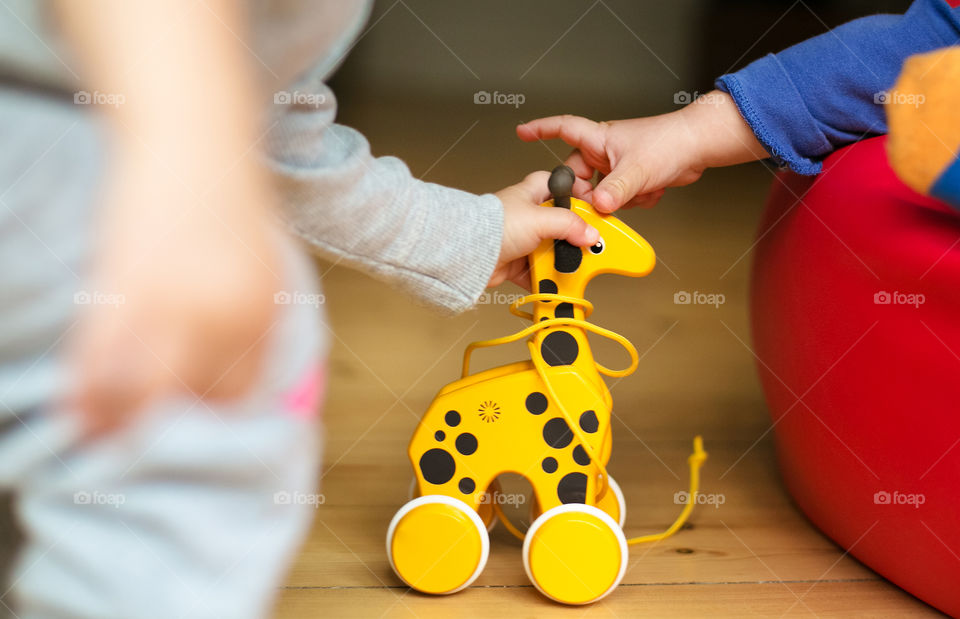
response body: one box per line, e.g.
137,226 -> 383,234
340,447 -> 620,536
548,165 -> 574,209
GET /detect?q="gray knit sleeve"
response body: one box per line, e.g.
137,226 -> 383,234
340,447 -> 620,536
264,72 -> 503,315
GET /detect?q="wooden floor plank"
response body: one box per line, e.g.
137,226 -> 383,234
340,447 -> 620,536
275,581 -> 939,618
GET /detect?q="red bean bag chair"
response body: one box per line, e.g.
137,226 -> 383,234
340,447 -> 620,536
751,135 -> 960,617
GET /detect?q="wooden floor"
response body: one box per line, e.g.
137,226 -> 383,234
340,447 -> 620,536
272,132 -> 942,616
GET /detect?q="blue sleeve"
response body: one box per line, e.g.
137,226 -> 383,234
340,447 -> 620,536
715,0 -> 960,175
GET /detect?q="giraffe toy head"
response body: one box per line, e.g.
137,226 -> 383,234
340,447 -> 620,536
531,166 -> 656,299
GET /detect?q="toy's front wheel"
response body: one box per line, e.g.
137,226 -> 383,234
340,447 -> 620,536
408,477 -> 500,532
387,495 -> 489,595
523,504 -> 627,604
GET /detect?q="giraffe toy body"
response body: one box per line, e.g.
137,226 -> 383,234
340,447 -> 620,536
386,166 -> 656,605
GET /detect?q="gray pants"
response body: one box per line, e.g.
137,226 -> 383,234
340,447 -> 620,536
0,89 -> 326,618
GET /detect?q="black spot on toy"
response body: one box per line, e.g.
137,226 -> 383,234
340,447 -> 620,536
541,331 -> 579,366
542,457 -> 558,473
579,410 -> 598,433
459,477 -> 476,494
572,445 -> 591,466
456,433 -> 478,456
555,302 -> 574,319
445,410 -> 461,427
525,391 -> 548,415
538,279 -> 557,303
543,418 -> 573,449
557,472 -> 588,504
435,430 -> 445,441
554,240 -> 582,273
419,448 -> 455,485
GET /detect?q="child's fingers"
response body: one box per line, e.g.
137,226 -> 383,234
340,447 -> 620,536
572,177 -> 593,198
565,150 -> 596,199
508,271 -> 532,290
593,161 -> 647,213
516,170 -> 593,203
536,207 -> 600,247
74,344 -> 164,436
505,261 -> 532,291
515,170 -> 553,203
517,115 -> 602,150
565,149 -> 595,180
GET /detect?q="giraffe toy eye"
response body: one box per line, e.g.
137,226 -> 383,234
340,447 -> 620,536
589,238 -> 605,255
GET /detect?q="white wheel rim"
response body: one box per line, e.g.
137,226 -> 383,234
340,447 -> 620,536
387,495 -> 490,595
522,503 -> 628,605
606,477 -> 627,528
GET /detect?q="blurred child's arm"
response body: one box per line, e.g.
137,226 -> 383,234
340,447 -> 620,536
266,79 -> 596,313
57,1 -> 282,430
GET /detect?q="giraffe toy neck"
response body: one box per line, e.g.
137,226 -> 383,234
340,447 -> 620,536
527,242 -> 602,384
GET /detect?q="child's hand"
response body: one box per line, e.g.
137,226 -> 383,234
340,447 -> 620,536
516,90 -> 768,212
70,157 -> 281,433
491,171 -> 600,288
58,0 -> 285,432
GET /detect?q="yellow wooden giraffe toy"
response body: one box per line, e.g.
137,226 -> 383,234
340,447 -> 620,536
386,166 -> 707,605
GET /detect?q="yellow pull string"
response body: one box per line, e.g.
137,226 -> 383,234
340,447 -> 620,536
493,501 -> 527,542
626,436 -> 707,545
461,294 -> 637,379
507,293 -> 595,321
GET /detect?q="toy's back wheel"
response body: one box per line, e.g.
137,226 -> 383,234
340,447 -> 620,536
523,504 -> 627,604
387,495 -> 489,595
595,476 -> 626,528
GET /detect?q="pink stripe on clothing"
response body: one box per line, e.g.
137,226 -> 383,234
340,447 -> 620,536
283,363 -> 326,419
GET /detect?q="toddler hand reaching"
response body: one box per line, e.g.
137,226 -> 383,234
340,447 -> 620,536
517,91 -> 769,213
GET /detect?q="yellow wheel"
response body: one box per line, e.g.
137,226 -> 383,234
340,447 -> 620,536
387,495 -> 489,595
595,476 -> 626,528
523,504 -> 627,605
